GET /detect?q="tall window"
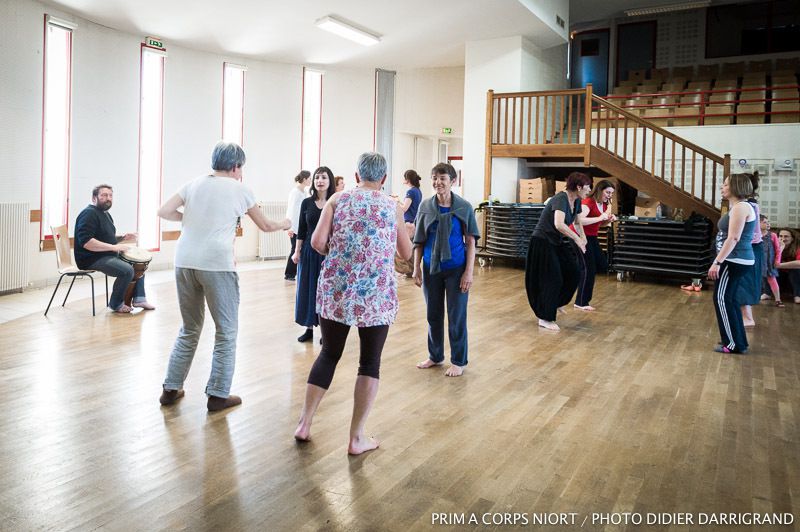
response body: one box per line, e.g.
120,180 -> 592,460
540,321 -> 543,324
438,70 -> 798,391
41,16 -> 75,238
301,68 -> 323,170
222,63 -> 246,145
137,45 -> 166,251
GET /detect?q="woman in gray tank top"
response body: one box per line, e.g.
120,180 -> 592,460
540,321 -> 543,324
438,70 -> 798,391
708,174 -> 757,354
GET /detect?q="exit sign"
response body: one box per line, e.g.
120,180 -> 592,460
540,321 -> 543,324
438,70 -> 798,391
146,36 -> 164,49
441,127 -> 453,134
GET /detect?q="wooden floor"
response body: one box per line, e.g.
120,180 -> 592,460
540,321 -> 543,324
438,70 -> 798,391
1,265 -> 798,531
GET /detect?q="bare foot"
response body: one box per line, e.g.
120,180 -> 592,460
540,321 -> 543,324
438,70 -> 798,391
416,359 -> 443,369
743,319 -> 755,328
538,319 -> 560,331
294,420 -> 311,442
444,365 -> 464,377
348,435 -> 380,455
574,304 -> 595,311
113,304 -> 134,313
133,300 -> 156,310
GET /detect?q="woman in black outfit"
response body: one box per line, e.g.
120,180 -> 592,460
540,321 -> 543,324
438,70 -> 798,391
293,166 -> 334,342
525,172 -> 593,331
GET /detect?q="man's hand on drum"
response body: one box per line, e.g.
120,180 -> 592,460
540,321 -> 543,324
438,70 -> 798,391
114,244 -> 132,253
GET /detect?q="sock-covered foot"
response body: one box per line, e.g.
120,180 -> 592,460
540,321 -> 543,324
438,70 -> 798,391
538,319 -> 560,331
297,329 -> 313,342
207,394 -> 242,412
159,387 -> 185,406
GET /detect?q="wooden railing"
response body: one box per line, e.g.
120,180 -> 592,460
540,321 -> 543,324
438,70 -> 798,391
589,94 -> 729,209
485,85 -> 730,218
487,88 -> 586,145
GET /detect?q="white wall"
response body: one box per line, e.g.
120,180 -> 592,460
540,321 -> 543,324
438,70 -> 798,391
463,36 -> 568,206
393,67 -> 465,194
0,0 -> 385,287
320,68 -> 376,188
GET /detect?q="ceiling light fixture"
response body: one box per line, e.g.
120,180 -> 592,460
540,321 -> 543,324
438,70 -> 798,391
625,0 -> 711,16
315,15 -> 381,46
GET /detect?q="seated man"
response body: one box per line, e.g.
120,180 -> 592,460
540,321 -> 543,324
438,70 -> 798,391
74,184 -> 155,313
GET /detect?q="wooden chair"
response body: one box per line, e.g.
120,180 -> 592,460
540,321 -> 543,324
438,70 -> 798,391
736,103 -> 765,124
44,224 -> 108,316
771,102 -> 800,123
704,105 -> 734,125
771,88 -> 799,102
687,81 -> 711,91
709,91 -> 737,104
643,107 -> 672,127
713,78 -> 739,89
674,105 -> 703,126
661,82 -> 686,93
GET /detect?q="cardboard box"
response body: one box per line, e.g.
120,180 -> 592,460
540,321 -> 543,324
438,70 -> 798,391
519,178 -> 546,203
634,196 -> 660,218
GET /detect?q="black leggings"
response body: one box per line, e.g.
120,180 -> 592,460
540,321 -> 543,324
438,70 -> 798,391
307,317 -> 389,389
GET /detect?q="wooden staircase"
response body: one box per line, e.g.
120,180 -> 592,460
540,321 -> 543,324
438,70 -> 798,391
484,85 -> 728,223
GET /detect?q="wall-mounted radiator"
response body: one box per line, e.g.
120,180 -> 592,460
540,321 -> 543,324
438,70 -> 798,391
0,203 -> 30,293
257,202 -> 289,260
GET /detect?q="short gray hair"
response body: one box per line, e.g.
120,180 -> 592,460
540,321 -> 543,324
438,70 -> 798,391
357,152 -> 387,183
211,141 -> 246,172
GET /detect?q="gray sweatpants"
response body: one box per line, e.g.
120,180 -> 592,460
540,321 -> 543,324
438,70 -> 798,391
163,267 -> 240,398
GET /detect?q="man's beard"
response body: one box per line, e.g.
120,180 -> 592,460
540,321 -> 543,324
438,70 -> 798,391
98,200 -> 112,211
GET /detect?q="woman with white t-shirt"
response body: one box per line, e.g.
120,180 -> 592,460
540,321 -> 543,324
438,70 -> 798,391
284,170 -> 310,281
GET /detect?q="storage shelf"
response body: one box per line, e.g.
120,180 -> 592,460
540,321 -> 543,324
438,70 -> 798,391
611,217 -> 714,280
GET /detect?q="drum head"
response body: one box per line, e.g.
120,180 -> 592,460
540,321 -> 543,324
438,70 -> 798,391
121,246 -> 153,263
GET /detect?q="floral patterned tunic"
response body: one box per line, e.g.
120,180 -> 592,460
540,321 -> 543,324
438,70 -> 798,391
316,188 -> 398,327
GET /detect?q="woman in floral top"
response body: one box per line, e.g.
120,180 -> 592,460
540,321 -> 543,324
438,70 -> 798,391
294,152 -> 412,455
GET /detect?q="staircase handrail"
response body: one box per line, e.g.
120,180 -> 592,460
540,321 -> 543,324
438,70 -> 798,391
591,95 -> 726,164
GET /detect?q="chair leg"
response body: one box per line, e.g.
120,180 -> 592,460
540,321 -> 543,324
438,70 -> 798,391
90,274 -> 96,316
105,275 -> 109,306
45,274 -> 67,316
62,275 -> 78,307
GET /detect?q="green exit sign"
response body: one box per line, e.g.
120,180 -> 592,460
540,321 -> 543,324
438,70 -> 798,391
146,36 -> 164,49
441,127 -> 453,134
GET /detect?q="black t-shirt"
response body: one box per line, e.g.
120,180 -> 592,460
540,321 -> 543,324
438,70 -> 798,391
296,197 -> 323,241
531,191 -> 581,246
74,205 -> 118,269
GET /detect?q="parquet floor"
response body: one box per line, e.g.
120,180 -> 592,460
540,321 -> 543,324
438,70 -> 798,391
0,265 -> 798,531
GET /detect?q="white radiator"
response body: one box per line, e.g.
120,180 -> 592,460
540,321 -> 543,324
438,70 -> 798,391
257,201 -> 289,259
0,203 -> 30,293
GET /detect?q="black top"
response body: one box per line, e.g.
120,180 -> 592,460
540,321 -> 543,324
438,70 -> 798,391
296,197 -> 323,241
531,191 -> 582,246
74,205 -> 118,269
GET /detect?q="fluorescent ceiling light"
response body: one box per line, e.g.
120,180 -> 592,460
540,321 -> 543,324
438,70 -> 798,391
625,1 -> 711,16
315,15 -> 380,46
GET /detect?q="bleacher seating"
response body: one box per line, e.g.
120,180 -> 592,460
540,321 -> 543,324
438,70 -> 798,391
605,58 -> 799,126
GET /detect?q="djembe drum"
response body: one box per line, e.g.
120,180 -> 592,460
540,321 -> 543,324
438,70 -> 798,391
119,246 -> 153,307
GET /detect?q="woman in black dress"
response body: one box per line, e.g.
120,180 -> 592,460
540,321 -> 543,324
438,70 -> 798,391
525,172 -> 593,331
293,166 -> 334,342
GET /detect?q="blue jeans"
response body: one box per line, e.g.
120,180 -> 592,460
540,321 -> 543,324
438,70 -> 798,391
422,263 -> 469,366
163,268 -> 240,398
88,255 -> 145,310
